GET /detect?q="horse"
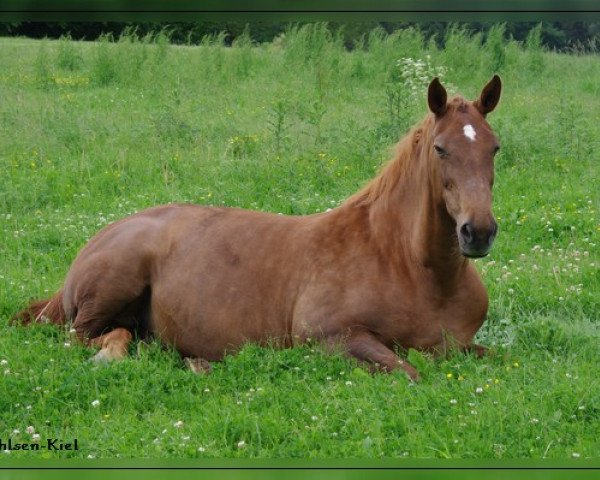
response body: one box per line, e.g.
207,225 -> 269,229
13,76 -> 502,381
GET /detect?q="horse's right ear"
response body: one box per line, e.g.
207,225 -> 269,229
428,77 -> 448,117
474,74 -> 502,116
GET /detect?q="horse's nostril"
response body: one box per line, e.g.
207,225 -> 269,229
460,223 -> 474,243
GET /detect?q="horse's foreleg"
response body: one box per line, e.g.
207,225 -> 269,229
89,328 -> 133,362
343,330 -> 420,382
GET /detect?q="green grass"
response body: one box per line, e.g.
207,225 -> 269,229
0,25 -> 598,459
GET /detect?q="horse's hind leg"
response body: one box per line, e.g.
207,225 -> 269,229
65,258 -> 151,360
90,328 -> 133,363
69,299 -> 139,362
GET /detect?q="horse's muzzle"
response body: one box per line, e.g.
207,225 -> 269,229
458,220 -> 497,258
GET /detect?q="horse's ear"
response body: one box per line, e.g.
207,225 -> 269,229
428,77 -> 447,117
474,74 -> 502,116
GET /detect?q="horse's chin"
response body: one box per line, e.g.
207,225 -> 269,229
461,251 -> 490,259
459,245 -> 491,258
458,240 -> 492,258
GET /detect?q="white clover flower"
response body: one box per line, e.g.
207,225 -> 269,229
32,434 -> 41,442
91,400 -> 100,407
475,387 -> 484,394
173,420 -> 183,428
237,440 -> 246,449
26,426 -> 35,435
450,399 -> 458,405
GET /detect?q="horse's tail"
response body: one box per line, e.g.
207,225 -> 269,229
11,290 -> 66,326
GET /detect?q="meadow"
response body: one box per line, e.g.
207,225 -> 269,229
0,24 -> 598,460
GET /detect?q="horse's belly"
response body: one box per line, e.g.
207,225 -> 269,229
148,275 -> 292,360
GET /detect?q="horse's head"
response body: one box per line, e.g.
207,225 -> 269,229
427,75 -> 502,258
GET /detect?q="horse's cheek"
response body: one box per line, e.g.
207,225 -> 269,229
442,188 -> 461,220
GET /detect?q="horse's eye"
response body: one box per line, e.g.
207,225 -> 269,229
434,145 -> 447,157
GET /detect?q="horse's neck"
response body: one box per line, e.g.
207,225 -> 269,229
366,143 -> 467,282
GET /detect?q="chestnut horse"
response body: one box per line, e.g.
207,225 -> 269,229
14,76 -> 502,381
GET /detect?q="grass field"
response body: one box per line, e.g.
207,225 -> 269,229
0,25 -> 598,459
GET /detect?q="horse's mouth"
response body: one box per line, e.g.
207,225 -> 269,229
458,236 -> 494,259
459,242 -> 492,258
462,250 -> 490,259
458,241 -> 492,258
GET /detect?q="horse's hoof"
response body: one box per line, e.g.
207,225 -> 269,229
405,370 -> 421,383
469,343 -> 489,358
398,359 -> 420,382
185,357 -> 212,374
91,349 -> 111,363
91,347 -> 126,363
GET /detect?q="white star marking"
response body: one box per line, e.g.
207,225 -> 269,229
463,124 -> 476,141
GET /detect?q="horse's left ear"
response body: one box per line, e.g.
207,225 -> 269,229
474,75 -> 502,116
428,77 -> 448,117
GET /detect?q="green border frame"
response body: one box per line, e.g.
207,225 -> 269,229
0,0 -> 598,476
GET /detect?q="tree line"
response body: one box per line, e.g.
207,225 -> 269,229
1,21 -> 598,51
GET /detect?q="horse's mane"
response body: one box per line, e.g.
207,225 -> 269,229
344,114 -> 435,207
345,96 -> 469,208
